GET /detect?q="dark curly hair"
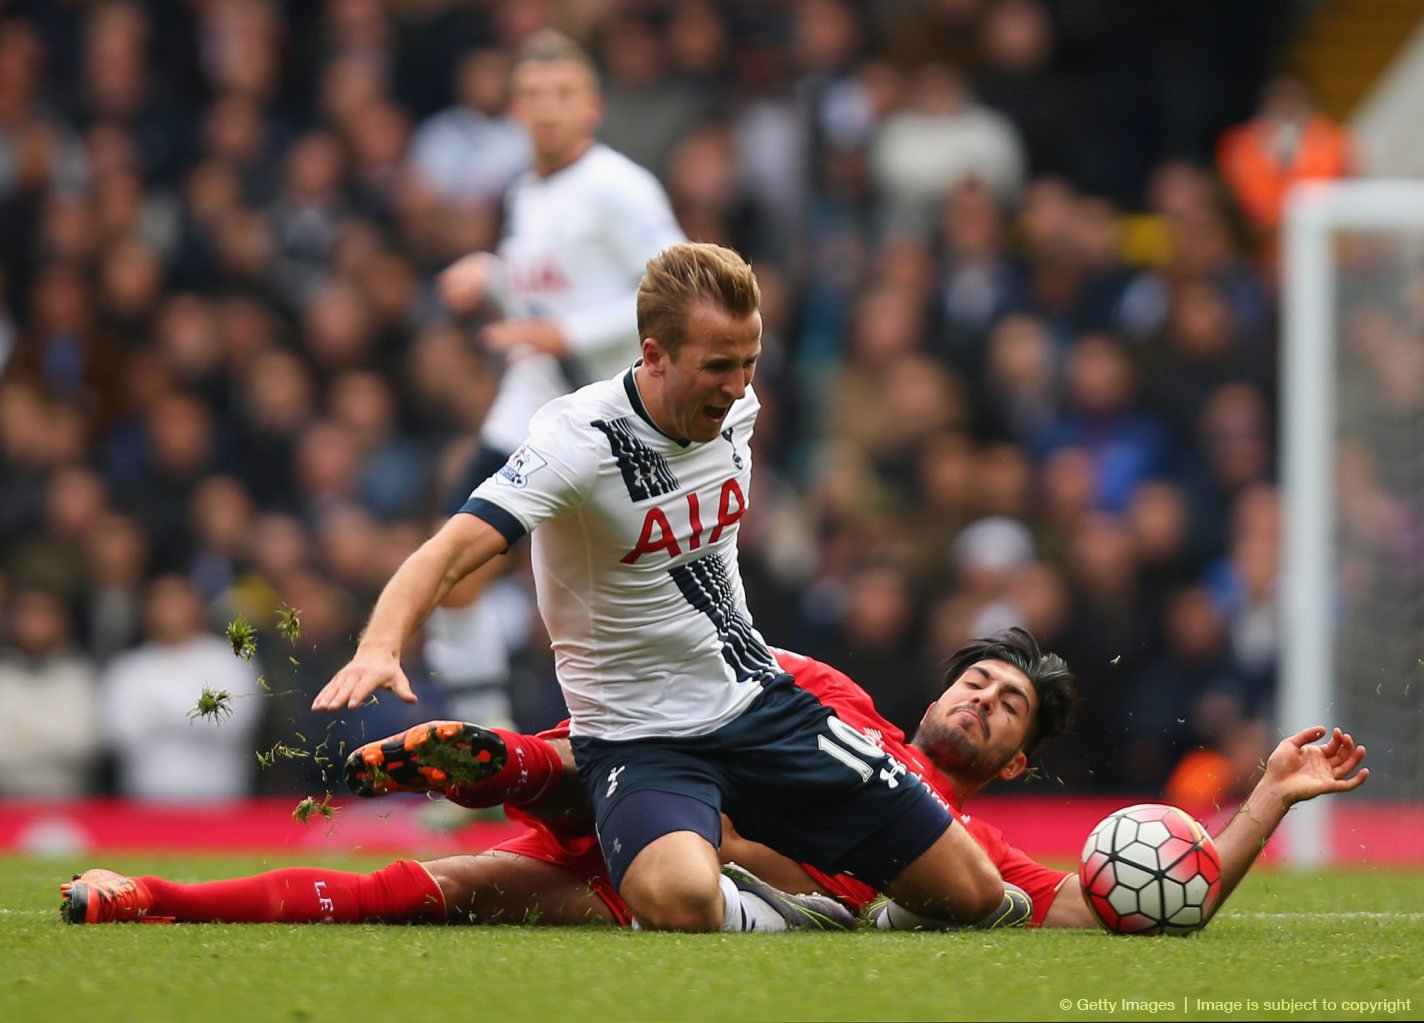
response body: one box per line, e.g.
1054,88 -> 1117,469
936,626 -> 1078,758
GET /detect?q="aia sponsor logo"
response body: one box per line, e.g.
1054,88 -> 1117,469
621,479 -> 747,564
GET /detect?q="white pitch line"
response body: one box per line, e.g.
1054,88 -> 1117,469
1235,911 -> 1424,920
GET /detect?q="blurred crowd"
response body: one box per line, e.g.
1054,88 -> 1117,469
0,0 -> 1362,805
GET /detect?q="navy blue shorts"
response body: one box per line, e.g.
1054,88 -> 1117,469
571,674 -> 953,891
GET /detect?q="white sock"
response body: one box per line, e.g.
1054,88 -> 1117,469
718,873 -> 788,932
872,899 -> 950,931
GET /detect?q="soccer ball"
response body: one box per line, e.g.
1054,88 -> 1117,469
1079,802 -> 1221,936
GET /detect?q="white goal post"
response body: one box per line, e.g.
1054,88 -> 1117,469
1280,179 -> 1424,866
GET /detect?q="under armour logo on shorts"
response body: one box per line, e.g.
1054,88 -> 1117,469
606,765 -> 626,796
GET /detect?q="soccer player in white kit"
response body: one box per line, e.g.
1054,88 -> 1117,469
425,30 -> 686,726
315,243 -> 1005,932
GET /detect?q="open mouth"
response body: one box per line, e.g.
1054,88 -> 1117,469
705,404 -> 730,422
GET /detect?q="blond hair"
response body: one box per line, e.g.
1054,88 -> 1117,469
513,29 -> 600,90
637,243 -> 761,355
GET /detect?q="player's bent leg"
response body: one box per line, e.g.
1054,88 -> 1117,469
424,851 -> 619,925
609,797 -> 855,933
617,830 -> 725,932
505,737 -> 594,826
345,721 -> 569,811
880,821 -> 1004,927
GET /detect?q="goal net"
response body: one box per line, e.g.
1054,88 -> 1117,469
1280,180 -> 1424,866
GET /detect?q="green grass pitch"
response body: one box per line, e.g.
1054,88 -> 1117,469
3,854 -> 1420,1022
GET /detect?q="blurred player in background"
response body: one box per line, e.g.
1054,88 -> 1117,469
61,627 -> 1368,929
425,28 -> 686,728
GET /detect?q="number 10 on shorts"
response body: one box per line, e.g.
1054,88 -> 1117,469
818,716 -> 908,788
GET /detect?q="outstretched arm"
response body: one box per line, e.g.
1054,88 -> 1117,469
312,514 -> 509,710
1041,726 -> 1368,929
1205,725 -> 1367,920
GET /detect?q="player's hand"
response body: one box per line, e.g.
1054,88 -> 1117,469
437,253 -> 493,314
1267,726 -> 1368,806
479,318 -> 568,358
311,650 -> 418,711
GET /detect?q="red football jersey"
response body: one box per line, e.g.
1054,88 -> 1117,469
772,648 -> 1072,925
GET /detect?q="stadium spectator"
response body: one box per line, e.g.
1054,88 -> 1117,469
326,368 -> 431,522
3,465 -> 109,607
187,474 -> 257,603
112,389 -> 219,573
931,180 -> 1025,376
407,49 -> 530,209
228,348 -> 316,512
870,61 -> 1026,234
1034,331 -> 1172,515
811,559 -> 927,734
972,0 -> 1083,182
0,586 -> 102,796
98,574 -> 263,800
1143,279 -> 1273,457
1124,584 -> 1249,789
80,511 -> 149,661
945,515 -> 1038,640
1216,74 -> 1355,238
595,14 -> 708,179
977,312 -> 1057,445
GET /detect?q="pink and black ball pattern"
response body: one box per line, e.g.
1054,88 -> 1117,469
1079,803 -> 1222,936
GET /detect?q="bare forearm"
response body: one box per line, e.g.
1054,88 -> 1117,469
358,542 -> 463,655
1039,876 -> 1099,928
359,517 -> 507,655
1206,779 -> 1291,920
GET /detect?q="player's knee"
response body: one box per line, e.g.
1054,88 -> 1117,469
623,869 -> 722,932
960,868 -> 1008,924
885,833 -> 1006,925
420,863 -> 464,915
936,847 -> 1007,923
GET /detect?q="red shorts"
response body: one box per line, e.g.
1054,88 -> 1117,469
801,863 -> 878,913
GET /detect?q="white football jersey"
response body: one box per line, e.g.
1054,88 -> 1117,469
480,144 -> 686,453
464,369 -> 776,740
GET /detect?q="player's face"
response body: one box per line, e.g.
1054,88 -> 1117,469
915,659 -> 1036,782
510,59 -> 601,169
644,302 -> 762,443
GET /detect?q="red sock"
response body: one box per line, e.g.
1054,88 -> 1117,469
445,729 -> 565,810
141,860 -> 446,923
